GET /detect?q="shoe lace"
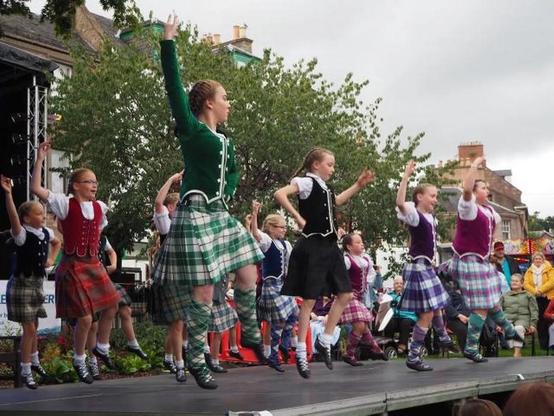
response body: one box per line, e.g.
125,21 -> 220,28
88,360 -> 99,376
297,356 -> 309,371
76,362 -> 90,378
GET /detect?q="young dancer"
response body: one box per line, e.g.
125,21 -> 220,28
31,141 -> 120,383
274,147 -> 374,378
152,171 -> 187,382
340,232 -> 386,366
154,15 -> 265,389
447,156 -> 523,362
204,276 -> 238,373
2,175 -> 61,388
250,201 -> 299,372
396,160 -> 454,371
99,234 -> 147,359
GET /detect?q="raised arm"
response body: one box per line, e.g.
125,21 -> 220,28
160,15 -> 200,138
274,183 -> 305,230
462,156 -> 484,201
31,141 -> 51,202
1,175 -> 22,236
250,200 -> 262,242
155,171 -> 183,213
396,160 -> 416,215
335,168 -> 374,206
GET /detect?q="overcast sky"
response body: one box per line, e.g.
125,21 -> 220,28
31,1 -> 554,216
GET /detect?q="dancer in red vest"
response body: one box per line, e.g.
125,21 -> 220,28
31,141 -> 120,383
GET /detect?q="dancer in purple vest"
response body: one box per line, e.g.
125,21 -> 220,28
340,232 -> 387,366
448,156 -> 523,362
396,160 -> 454,371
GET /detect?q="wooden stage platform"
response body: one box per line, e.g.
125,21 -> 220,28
0,357 -> 553,415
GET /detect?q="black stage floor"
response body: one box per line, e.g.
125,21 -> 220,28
0,357 -> 553,415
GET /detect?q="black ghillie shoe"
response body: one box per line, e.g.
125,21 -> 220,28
188,365 -> 218,390
314,336 -> 333,370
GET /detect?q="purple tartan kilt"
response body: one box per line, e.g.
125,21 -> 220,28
399,260 -> 449,313
55,255 -> 120,319
339,298 -> 372,324
447,255 -> 503,310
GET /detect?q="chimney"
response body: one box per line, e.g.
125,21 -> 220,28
232,25 -> 240,40
212,33 -> 221,45
458,141 -> 485,167
239,24 -> 247,38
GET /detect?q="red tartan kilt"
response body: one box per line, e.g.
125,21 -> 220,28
55,255 -> 120,318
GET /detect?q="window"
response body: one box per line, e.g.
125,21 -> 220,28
501,219 -> 511,240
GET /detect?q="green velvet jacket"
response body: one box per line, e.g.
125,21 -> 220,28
160,40 -> 239,207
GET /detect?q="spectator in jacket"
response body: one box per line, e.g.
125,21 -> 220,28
492,241 -> 520,287
445,280 -> 472,350
384,276 -> 417,355
542,298 -> 554,352
500,274 -> 538,357
523,252 -> 554,349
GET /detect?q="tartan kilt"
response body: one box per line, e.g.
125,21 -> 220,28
114,283 -> 132,307
152,195 -> 264,288
258,278 -> 299,325
400,260 -> 449,313
54,255 -> 120,319
339,298 -> 372,325
149,280 -> 190,325
447,255 -> 503,310
6,274 -> 47,323
209,301 -> 238,333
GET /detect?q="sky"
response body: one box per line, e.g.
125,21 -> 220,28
30,0 -> 554,216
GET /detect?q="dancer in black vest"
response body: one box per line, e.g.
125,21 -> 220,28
2,175 -> 61,388
274,147 -> 374,378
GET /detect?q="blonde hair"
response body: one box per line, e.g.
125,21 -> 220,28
511,273 -> 523,282
291,147 -> 334,179
532,252 -> 545,261
18,201 -> 43,224
67,168 -> 95,195
412,183 -> 436,206
262,214 -> 286,233
163,192 -> 180,207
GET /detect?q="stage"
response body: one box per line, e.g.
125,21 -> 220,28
0,357 -> 553,415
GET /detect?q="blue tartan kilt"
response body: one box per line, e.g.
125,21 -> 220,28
399,259 -> 449,313
209,301 -> 238,333
447,254 -> 503,310
258,278 -> 299,325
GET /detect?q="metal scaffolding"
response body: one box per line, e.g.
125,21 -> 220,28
26,76 -> 49,201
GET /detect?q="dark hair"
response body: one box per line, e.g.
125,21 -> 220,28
341,232 -> 362,252
67,168 -> 95,195
189,80 -> 223,117
412,183 -> 435,206
456,398 -> 502,416
17,201 -> 42,223
291,147 -> 334,179
473,179 -> 486,192
503,382 -> 554,416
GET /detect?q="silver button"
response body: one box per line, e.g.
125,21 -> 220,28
217,179 -> 221,183
218,164 -> 221,168
216,192 -> 220,195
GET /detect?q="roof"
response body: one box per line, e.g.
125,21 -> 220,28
0,41 -> 59,73
0,11 -> 125,54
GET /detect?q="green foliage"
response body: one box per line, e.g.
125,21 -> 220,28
109,321 -> 167,369
529,212 -> 554,233
113,353 -> 151,374
51,25 -> 437,260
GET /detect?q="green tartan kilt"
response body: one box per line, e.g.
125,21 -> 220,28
209,301 -> 238,333
152,195 -> 264,287
6,274 -> 47,323
149,280 -> 190,325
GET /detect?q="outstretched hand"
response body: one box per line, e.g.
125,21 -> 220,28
471,156 -> 485,169
251,200 -> 262,214
0,175 -> 13,194
356,168 -> 375,188
171,170 -> 184,184
37,140 -> 52,160
403,160 -> 416,178
164,14 -> 180,40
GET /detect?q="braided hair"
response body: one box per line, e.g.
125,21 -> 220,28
189,80 -> 223,117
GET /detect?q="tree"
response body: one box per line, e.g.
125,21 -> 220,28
50,26 -> 442,272
0,0 -> 140,36
529,212 -> 554,233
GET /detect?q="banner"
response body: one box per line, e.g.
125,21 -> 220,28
0,280 -> 61,336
